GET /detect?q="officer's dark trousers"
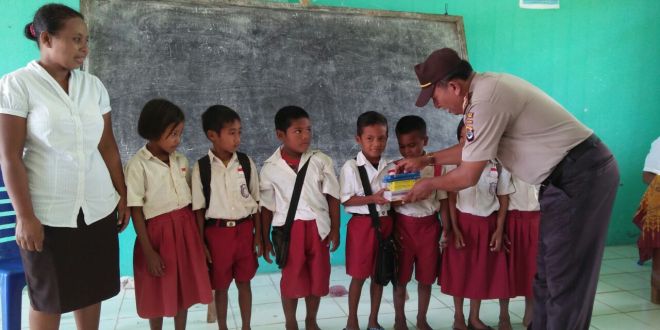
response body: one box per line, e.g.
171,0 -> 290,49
532,135 -> 619,330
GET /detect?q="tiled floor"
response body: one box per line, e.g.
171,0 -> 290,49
5,244 -> 659,329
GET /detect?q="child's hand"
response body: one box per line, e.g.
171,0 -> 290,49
327,229 -> 340,252
203,244 -> 212,264
145,250 -> 165,277
439,230 -> 449,250
372,188 -> 390,205
490,230 -> 503,252
262,239 -> 274,264
453,229 -> 466,249
254,238 -> 264,258
502,232 -> 512,254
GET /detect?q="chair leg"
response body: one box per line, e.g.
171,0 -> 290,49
1,273 -> 26,330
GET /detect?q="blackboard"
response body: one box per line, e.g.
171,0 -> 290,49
82,0 -> 467,168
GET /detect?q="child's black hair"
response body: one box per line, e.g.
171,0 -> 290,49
456,119 -> 465,142
202,105 -> 241,134
395,115 -> 427,137
137,99 -> 185,140
24,4 -> 84,45
357,111 -> 388,136
275,105 -> 309,132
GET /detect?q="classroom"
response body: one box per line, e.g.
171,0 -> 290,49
0,0 -> 658,329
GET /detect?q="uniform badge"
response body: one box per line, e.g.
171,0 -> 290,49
466,125 -> 475,142
240,184 -> 250,198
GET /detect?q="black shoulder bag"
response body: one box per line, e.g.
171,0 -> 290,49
357,165 -> 398,286
271,156 -> 312,269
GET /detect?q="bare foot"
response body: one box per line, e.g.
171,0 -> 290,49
394,317 -> 409,330
453,315 -> 468,330
285,321 -> 299,330
345,317 -> 360,330
305,319 -> 321,330
467,317 -> 491,330
416,317 -> 433,330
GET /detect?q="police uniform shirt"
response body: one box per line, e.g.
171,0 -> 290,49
461,73 -> 593,184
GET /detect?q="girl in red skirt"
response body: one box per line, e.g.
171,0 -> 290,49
125,99 -> 212,330
501,176 -> 540,328
440,121 -> 513,330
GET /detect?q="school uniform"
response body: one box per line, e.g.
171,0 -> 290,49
191,150 -> 260,290
0,62 -> 120,313
440,161 -> 514,300
340,151 -> 395,280
393,163 -> 447,286
506,176 -> 541,298
260,147 -> 340,298
125,147 -> 212,318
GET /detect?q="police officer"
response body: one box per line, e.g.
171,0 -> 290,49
399,48 -> 619,330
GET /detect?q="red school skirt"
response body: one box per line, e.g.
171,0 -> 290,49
439,210 -> 510,299
133,206 -> 212,318
506,210 -> 540,297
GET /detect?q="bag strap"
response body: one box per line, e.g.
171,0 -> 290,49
357,165 -> 383,242
236,151 -> 251,194
198,155 -> 212,207
282,155 -> 313,234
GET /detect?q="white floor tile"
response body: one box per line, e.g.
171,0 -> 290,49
599,273 -> 651,291
590,313 -> 657,330
596,291 -> 660,313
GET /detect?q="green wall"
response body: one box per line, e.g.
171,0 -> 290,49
2,0 -> 658,275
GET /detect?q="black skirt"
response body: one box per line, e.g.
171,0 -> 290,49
19,210 -> 120,313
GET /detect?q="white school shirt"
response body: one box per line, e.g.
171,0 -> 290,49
340,151 -> 394,216
394,164 -> 448,217
0,61 -> 119,227
191,150 -> 259,220
508,176 -> 540,212
643,137 -> 660,175
448,161 -> 515,217
259,147 -> 340,239
125,147 -> 192,220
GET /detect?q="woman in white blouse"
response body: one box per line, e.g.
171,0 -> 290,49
0,4 -> 128,329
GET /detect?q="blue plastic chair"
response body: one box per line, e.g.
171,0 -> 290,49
0,170 -> 26,330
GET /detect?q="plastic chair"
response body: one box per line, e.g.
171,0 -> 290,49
0,170 -> 26,330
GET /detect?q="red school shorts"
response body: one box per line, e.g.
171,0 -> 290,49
395,213 -> 440,285
205,218 -> 259,290
280,220 -> 331,299
345,214 -> 393,280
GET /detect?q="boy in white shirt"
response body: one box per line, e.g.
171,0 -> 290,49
392,115 -> 449,330
340,111 -> 394,330
192,105 -> 262,330
260,106 -> 340,330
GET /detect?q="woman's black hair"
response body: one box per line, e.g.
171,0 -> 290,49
24,3 -> 84,44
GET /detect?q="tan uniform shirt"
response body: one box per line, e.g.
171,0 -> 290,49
462,73 -> 593,184
259,147 -> 340,239
191,150 -> 259,220
508,176 -> 540,212
449,161 -> 515,217
125,147 -> 192,220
